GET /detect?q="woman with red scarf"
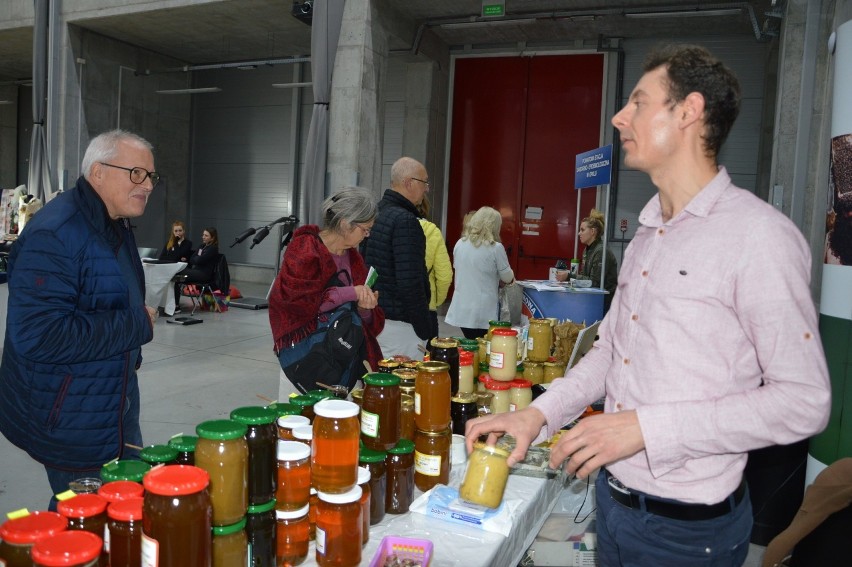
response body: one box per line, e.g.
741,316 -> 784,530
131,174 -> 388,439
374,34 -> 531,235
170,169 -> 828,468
269,188 -> 385,397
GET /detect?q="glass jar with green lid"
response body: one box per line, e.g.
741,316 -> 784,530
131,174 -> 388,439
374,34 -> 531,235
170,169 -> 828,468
100,460 -> 151,484
358,448 -> 387,525
246,499 -> 276,567
140,444 -> 179,467
266,401 -> 302,418
230,406 -> 278,506
384,439 -> 415,514
167,434 -> 198,465
211,517 -> 247,567
305,389 -> 336,402
361,373 -> 401,451
195,419 -> 249,526
289,395 -> 318,421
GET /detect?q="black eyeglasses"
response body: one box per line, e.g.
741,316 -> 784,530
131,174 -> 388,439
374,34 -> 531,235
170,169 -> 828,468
100,162 -> 161,187
411,177 -> 430,188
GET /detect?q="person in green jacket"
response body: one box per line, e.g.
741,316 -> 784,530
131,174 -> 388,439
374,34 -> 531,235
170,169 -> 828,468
576,209 -> 618,313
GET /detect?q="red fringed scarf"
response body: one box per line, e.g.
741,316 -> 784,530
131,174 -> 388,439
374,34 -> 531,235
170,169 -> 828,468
269,225 -> 385,369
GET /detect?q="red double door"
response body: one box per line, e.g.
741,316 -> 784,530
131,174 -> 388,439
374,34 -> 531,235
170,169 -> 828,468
446,53 -> 605,281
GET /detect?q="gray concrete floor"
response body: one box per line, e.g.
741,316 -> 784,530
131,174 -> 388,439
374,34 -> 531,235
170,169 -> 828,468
0,280 -> 765,565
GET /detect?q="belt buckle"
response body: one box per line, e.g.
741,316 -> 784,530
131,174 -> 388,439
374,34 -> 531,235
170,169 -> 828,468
607,473 -> 630,496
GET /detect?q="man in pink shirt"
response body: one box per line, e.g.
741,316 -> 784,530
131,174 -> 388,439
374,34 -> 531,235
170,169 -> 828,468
467,44 -> 831,566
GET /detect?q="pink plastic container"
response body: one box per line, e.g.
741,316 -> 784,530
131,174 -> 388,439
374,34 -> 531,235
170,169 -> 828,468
369,535 -> 433,567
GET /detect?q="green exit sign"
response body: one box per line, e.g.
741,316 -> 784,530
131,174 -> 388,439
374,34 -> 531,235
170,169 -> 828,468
482,2 -> 505,18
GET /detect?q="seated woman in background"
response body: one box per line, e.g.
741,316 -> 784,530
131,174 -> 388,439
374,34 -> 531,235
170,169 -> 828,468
158,220 -> 192,262
565,209 -> 619,313
444,206 -> 514,339
269,188 -> 385,398
173,227 -> 219,310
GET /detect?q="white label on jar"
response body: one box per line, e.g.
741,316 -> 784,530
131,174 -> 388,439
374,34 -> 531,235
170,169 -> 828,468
361,409 -> 379,438
509,403 -> 517,412
141,532 -> 159,567
527,336 -> 534,350
316,527 -> 326,554
104,523 -> 111,552
414,450 -> 442,476
489,352 -> 505,369
486,340 -> 491,356
1,558 -> 7,567
414,392 -> 422,415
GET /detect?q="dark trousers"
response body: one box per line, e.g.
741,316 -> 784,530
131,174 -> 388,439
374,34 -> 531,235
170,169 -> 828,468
460,327 -> 487,340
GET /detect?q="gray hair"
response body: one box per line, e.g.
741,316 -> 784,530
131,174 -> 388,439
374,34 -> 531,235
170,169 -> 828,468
390,157 -> 423,187
81,130 -> 154,178
465,206 -> 502,247
321,187 -> 377,233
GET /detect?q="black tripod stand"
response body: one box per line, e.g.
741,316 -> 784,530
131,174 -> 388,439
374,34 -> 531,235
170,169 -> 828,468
228,216 -> 299,310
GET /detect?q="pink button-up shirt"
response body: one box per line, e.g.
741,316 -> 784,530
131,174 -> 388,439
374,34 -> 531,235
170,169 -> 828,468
532,167 -> 831,504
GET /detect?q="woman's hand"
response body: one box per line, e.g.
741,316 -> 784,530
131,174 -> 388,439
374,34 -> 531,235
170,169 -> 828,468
355,285 -> 379,309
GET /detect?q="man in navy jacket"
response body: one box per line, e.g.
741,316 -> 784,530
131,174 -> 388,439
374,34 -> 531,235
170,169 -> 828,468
0,130 -> 157,507
362,157 -> 434,359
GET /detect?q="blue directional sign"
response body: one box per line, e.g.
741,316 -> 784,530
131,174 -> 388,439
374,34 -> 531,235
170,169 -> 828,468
574,144 -> 613,189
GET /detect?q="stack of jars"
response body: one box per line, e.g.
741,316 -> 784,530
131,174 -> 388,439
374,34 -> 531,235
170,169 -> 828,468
412,361 -> 452,492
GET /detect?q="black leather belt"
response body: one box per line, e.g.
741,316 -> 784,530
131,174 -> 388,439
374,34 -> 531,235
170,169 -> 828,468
605,470 -> 747,521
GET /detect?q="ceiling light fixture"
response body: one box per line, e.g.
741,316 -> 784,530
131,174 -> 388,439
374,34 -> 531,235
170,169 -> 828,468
440,18 -> 537,30
155,87 -> 222,95
624,8 -> 742,18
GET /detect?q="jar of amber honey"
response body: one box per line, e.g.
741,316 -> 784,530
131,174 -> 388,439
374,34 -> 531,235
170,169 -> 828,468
311,399 -> 360,494
195,419 -> 249,526
107,496 -> 143,567
277,414 -> 310,441
413,428 -> 450,492
275,505 -> 309,566
414,361 -> 451,432
360,373 -> 401,451
276,440 -> 312,511
399,394 -> 415,441
211,517 -> 247,567
315,487 -> 362,567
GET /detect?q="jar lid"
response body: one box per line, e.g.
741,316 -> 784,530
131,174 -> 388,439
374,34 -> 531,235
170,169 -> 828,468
266,402 -> 303,417
401,360 -> 420,369
430,337 -> 460,349
363,373 -> 400,387
277,440 -> 311,461
212,517 -> 247,535
378,359 -> 401,368
491,328 -> 518,337
387,439 -> 415,454
391,369 -> 417,380
543,361 -> 565,367
289,395 -> 318,408
140,444 -> 179,464
107,497 -> 144,522
357,466 -> 371,485
516,363 -> 525,371
459,350 -> 474,365
98,480 -> 144,503
485,381 -> 512,391
167,434 -> 198,452
275,505 -> 309,520
31,530 -> 102,565
511,379 -> 533,388
349,388 -> 363,401
313,399 -> 359,419
416,361 -> 450,373
455,337 -> 479,347
488,320 -> 511,327
478,374 -> 492,383
473,441 -> 511,458
0,511 -> 67,544
292,425 -> 313,441
196,419 -> 248,440
143,464 -> 209,495
57,493 -> 107,519
248,499 -> 277,514
305,389 -> 337,400
451,393 -> 477,404
277,414 -> 311,429
359,447 -> 387,463
524,361 -> 543,368
530,318 -> 550,326
317,485 -> 362,504
100,460 -> 151,483
479,362 -> 489,371
230,405 -> 278,425
414,428 -> 450,437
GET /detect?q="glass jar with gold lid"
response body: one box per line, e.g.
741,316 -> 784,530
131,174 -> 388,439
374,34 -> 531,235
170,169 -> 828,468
459,442 -> 510,509
413,361 -> 451,432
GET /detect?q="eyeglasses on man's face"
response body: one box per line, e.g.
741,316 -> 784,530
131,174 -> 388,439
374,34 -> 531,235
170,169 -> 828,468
410,177 -> 430,188
100,162 -> 161,187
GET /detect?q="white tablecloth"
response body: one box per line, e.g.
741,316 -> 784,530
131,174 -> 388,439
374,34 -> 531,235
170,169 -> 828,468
142,261 -> 186,315
302,465 -> 568,567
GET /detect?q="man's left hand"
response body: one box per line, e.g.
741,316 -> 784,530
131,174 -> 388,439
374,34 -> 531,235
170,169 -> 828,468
146,306 -> 157,326
549,410 -> 645,479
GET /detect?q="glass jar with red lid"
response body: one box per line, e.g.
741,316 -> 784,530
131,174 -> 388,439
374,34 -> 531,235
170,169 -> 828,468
311,399 -> 360,494
142,464 -> 212,567
0,511 -> 67,567
31,531 -> 102,567
488,328 -> 518,381
98,480 -> 144,505
315,486 -> 362,567
509,379 -> 533,411
485,380 -> 512,414
57,493 -> 108,566
106,497 -> 143,567
360,373 -> 401,451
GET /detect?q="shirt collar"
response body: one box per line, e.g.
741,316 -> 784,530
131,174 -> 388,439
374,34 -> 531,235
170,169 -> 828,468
638,166 -> 732,228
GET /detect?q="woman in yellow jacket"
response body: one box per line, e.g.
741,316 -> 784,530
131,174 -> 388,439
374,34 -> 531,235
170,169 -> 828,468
418,198 -> 453,336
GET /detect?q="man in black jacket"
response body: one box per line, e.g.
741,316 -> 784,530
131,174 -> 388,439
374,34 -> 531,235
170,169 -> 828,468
362,157 -> 434,359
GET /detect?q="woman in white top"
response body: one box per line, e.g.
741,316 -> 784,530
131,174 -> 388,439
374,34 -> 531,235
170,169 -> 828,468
445,206 -> 515,339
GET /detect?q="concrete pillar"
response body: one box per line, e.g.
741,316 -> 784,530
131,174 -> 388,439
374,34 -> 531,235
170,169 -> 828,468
328,0 -> 387,194
0,85 -> 17,188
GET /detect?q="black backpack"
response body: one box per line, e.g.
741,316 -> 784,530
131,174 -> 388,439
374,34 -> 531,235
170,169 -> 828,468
212,254 -> 230,294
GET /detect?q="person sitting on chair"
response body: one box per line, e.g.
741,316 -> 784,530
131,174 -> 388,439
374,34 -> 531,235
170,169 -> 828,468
159,220 -> 192,262
174,227 -> 219,311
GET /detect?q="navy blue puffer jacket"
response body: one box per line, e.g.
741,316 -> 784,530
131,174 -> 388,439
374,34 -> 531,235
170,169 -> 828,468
0,176 -> 153,470
362,189 -> 433,340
